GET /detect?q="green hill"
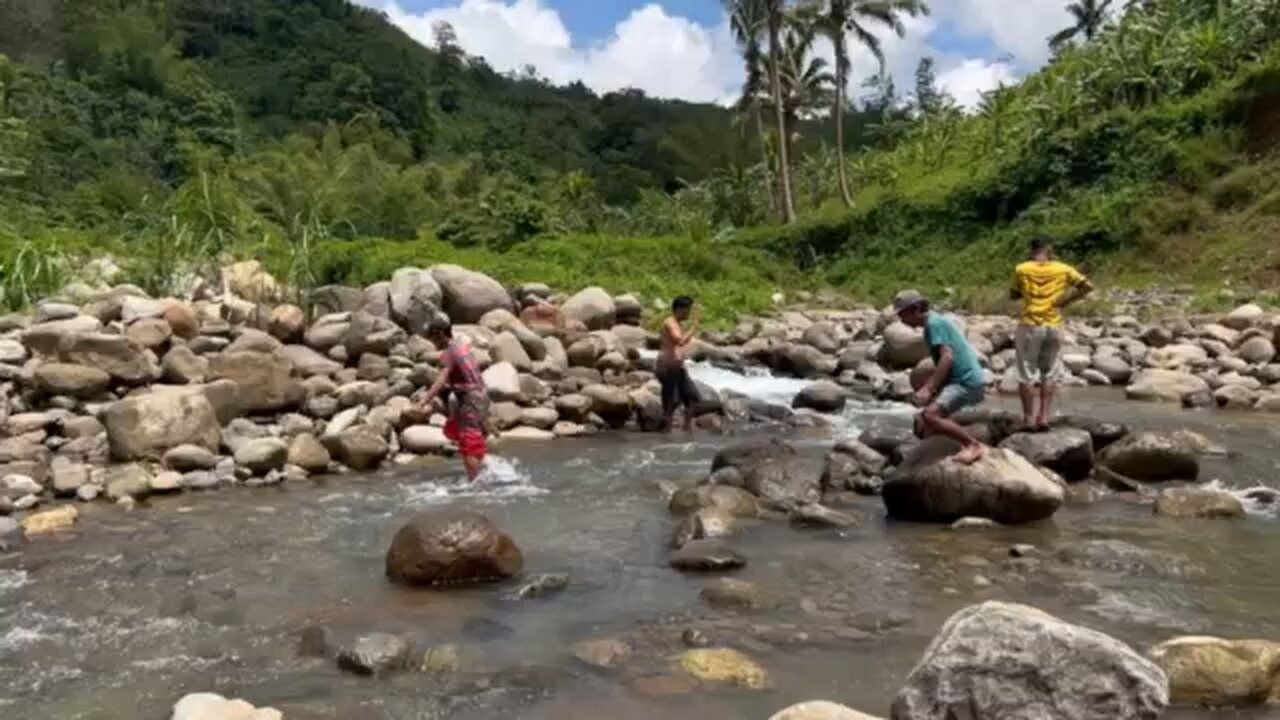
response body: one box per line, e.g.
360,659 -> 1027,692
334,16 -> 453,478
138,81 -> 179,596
1,0 -> 1278,322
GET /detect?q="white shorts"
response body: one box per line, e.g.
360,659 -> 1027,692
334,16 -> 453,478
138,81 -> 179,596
1016,325 -> 1063,385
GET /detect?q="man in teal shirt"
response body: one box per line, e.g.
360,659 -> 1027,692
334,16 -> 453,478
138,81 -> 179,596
894,291 -> 988,464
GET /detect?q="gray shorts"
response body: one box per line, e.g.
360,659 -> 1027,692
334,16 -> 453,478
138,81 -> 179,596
1016,325 -> 1063,385
934,383 -> 985,417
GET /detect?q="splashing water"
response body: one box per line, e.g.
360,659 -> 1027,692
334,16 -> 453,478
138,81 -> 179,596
688,362 -> 811,408
686,361 -> 913,439
1202,479 -> 1280,518
0,570 -> 28,593
402,455 -> 546,505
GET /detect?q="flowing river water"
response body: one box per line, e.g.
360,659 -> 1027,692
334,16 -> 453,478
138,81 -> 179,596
3,364 -> 1280,719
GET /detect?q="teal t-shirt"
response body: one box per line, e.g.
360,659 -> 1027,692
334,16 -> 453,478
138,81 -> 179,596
924,313 -> 984,389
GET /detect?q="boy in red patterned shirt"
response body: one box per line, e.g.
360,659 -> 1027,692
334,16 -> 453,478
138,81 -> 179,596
414,320 -> 490,482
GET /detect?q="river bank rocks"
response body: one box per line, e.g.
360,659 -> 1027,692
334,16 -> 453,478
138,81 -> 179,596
892,601 -> 1168,719
0,261 -> 1274,528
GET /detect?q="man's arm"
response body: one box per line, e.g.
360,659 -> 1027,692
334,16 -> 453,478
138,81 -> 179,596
416,354 -> 452,407
924,346 -> 954,397
1058,272 -> 1094,309
915,345 -> 954,406
1009,271 -> 1024,301
680,311 -> 701,347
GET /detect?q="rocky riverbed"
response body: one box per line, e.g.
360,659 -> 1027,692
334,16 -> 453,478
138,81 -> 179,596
2,261 -> 1280,719
1,260 -> 1278,526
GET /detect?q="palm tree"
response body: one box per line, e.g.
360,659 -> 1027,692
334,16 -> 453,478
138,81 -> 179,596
1050,0 -> 1114,48
765,0 -> 798,223
813,0 -> 928,207
725,0 -> 778,215
752,14 -> 835,203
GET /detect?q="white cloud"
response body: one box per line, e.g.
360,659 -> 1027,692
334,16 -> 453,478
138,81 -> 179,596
355,0 -> 1045,109
938,0 -> 1071,69
939,59 -> 1016,110
364,0 -> 740,103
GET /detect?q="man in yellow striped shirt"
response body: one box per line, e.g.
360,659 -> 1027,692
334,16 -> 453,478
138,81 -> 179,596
1010,238 -> 1094,429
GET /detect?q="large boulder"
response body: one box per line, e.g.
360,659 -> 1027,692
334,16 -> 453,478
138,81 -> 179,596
309,285 -> 365,316
400,425 -> 450,454
125,317 -> 172,350
892,602 -> 1167,719
562,287 -> 616,331
267,303 -> 306,343
388,267 -> 443,332
56,332 -> 158,385
479,309 -> 546,361
1153,487 -> 1245,519
669,539 -> 747,572
1125,369 -> 1210,403
344,311 -> 406,358
429,265 -> 514,324
1148,636 -> 1280,707
883,438 -> 1065,524
1222,303 -> 1266,330
222,260 -> 279,303
482,362 -> 521,402
671,484 -> 759,518
776,344 -> 837,378
677,647 -> 767,688
743,457 -> 821,507
489,331 -> 532,371
711,439 -> 797,475
33,363 -> 111,399
1092,354 -> 1133,384
287,433 -> 331,473
1099,432 -> 1200,483
323,426 -> 389,471
879,321 -> 929,370
305,313 -> 351,351
103,391 -> 221,461
792,381 -> 848,413
337,633 -> 411,676
234,438 -> 289,475
207,351 -> 302,414
1238,337 -> 1276,365
385,510 -> 523,585
282,345 -> 341,378
582,384 -> 632,428
161,345 -> 208,385
998,429 -> 1095,482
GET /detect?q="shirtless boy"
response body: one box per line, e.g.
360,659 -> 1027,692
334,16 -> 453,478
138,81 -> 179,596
657,296 -> 700,432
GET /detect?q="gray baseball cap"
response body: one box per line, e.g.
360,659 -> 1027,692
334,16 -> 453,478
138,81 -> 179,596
892,290 -> 927,314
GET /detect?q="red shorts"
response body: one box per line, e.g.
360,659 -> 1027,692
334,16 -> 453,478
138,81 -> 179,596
444,419 -> 488,459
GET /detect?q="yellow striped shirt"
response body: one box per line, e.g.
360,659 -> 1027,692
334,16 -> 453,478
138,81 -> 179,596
1013,260 -> 1087,328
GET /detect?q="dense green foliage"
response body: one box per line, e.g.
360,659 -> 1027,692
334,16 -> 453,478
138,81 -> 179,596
2,0 -> 1279,321
736,0 -> 1280,308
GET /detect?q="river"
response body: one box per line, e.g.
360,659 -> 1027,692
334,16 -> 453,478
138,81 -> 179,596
2,364 -> 1280,719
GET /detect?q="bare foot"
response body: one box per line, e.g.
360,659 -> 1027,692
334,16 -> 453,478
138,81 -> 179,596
954,444 -> 988,465
1034,416 -> 1051,431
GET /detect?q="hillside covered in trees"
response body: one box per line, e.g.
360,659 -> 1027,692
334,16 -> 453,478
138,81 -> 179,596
1,0 -> 1279,321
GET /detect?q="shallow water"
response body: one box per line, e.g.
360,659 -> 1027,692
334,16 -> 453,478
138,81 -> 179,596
3,373 -> 1280,719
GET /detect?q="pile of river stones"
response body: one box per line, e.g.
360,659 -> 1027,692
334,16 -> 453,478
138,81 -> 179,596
2,260 -> 1276,537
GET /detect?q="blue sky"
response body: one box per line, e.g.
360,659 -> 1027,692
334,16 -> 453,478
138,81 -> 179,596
359,1 -> 1072,108
387,0 -> 725,38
